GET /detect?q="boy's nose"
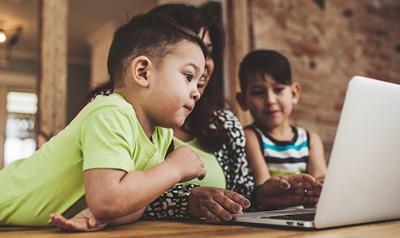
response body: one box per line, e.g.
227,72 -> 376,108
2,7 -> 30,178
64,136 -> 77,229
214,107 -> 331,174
265,91 -> 277,104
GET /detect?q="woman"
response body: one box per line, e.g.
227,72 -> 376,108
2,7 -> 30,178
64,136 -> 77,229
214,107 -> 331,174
51,3 -> 321,231
143,3 -> 321,222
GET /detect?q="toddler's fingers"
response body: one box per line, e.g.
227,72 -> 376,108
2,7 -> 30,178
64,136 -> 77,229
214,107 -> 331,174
50,214 -> 71,230
197,167 -> 206,180
51,213 -> 88,231
88,218 -> 97,228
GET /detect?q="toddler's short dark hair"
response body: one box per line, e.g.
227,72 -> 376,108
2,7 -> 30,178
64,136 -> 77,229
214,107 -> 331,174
107,13 -> 207,87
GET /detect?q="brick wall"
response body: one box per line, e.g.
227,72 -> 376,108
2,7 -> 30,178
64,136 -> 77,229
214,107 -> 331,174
249,0 -> 400,160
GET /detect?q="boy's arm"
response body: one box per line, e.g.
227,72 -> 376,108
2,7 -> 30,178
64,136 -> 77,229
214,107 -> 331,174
307,132 -> 327,180
244,128 -> 271,186
85,146 -> 205,223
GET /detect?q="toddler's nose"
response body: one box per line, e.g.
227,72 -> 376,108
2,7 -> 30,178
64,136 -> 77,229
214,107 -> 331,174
191,88 -> 201,102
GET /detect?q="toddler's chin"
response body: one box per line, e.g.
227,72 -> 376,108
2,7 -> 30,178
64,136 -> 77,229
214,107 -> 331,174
170,118 -> 186,129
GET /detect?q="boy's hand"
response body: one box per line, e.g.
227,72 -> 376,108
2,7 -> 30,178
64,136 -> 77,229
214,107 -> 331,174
255,174 -> 322,209
50,209 -> 108,232
166,146 -> 206,182
188,187 -> 250,223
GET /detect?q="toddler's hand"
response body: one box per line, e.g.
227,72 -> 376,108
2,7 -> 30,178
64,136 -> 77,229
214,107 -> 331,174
166,146 -> 206,182
50,209 -> 108,232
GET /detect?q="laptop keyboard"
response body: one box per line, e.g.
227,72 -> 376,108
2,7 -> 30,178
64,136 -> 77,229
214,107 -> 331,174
260,212 -> 316,221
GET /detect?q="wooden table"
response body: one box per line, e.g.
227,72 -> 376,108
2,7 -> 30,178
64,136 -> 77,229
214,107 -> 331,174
1,219 -> 399,238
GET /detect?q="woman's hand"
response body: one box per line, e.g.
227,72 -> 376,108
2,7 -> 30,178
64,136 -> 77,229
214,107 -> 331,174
187,187 -> 250,223
254,174 -> 322,210
50,209 -> 108,232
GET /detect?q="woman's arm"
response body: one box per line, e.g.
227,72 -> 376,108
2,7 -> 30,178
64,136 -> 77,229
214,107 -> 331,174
244,128 -> 271,186
307,132 -> 327,180
143,184 -> 198,220
213,109 -> 255,198
53,185 -> 251,231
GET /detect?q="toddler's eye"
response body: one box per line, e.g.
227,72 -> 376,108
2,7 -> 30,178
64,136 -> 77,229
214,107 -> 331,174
184,73 -> 194,82
274,87 -> 285,94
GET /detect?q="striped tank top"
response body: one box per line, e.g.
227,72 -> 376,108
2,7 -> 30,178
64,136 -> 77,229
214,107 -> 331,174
249,125 -> 310,177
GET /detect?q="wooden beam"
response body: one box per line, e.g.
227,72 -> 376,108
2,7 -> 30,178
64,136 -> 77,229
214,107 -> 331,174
87,21 -> 116,89
37,0 -> 68,146
0,87 -> 6,169
224,0 -> 253,126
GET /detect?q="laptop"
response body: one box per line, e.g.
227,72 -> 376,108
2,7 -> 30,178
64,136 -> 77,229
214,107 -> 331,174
233,76 -> 400,229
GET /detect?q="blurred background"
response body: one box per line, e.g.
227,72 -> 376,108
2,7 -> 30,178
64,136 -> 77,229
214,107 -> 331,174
0,0 -> 399,168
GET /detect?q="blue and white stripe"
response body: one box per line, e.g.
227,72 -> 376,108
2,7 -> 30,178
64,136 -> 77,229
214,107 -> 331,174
252,125 -> 309,176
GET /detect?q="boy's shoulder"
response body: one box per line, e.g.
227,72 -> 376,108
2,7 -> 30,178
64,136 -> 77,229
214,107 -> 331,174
293,125 -> 308,134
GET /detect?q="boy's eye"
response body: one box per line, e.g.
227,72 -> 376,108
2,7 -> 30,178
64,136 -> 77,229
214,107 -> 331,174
184,73 -> 194,82
250,89 -> 265,96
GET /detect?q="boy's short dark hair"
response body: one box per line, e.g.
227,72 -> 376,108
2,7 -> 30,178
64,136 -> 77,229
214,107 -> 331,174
239,50 -> 292,91
107,13 -> 207,87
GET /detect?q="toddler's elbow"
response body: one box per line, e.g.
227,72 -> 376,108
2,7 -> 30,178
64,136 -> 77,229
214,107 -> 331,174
90,203 -> 119,222
87,195 -> 122,221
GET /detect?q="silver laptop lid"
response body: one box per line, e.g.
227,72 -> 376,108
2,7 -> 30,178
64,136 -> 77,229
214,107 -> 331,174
315,76 -> 400,228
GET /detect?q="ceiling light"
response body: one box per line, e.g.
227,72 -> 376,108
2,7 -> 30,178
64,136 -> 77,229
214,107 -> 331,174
0,26 -> 23,67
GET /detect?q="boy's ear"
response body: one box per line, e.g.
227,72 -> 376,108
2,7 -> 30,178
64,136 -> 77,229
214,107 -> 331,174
291,82 -> 301,104
129,56 -> 153,88
236,92 -> 248,111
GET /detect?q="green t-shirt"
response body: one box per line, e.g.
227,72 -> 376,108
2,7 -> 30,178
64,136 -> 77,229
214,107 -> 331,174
174,137 -> 226,189
0,93 -> 172,226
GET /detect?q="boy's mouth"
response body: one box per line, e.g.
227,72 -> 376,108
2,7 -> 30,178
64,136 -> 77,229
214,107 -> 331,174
262,109 -> 280,115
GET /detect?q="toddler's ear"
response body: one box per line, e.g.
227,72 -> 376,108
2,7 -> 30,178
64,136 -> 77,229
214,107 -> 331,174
291,82 -> 301,104
129,56 -> 152,88
236,92 -> 248,111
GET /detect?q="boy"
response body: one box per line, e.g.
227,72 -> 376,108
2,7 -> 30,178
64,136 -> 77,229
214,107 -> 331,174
0,13 -> 206,226
237,50 -> 327,186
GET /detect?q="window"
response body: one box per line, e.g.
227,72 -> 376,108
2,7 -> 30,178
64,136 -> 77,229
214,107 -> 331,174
4,91 -> 37,166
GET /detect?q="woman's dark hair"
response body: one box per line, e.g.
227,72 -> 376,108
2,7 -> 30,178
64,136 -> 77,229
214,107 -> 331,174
151,3 -> 228,152
239,50 -> 292,92
77,12 -> 207,113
